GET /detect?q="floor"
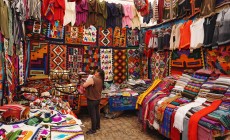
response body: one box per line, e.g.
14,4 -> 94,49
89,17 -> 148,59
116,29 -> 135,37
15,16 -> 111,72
78,109 -> 166,140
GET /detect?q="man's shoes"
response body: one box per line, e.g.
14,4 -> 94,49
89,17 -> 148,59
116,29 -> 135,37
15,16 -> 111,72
86,129 -> 96,135
96,127 -> 100,130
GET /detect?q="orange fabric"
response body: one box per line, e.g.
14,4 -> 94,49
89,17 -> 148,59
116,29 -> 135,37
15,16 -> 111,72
188,100 -> 222,140
179,20 -> 193,50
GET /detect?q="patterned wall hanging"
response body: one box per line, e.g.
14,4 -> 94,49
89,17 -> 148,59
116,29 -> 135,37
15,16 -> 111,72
120,28 -> 127,47
50,44 -> 67,70
19,42 -> 24,85
67,47 -> 83,72
113,26 -> 121,47
127,49 -> 141,79
82,25 -> 97,45
24,19 -> 48,41
151,51 -> 169,80
65,24 -> 84,44
30,42 -> 49,75
170,48 -> 204,75
83,46 -> 100,72
47,21 -> 65,43
127,29 -> 139,46
205,45 -> 230,75
98,27 -> 113,47
113,49 -> 127,83
141,54 -> 149,79
100,48 -> 113,81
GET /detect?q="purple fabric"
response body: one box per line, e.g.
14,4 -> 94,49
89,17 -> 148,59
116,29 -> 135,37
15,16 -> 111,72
198,125 -> 213,140
75,0 -> 88,26
201,117 -> 221,126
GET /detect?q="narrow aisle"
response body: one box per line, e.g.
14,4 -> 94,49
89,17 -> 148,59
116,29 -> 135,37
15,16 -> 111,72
78,111 -> 166,140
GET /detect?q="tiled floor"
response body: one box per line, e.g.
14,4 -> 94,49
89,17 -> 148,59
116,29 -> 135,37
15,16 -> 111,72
78,110 -> 166,140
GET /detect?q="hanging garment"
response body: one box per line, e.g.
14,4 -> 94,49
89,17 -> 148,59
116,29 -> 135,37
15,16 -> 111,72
85,0 -> 97,28
122,4 -> 134,28
152,0 -> 159,23
115,3 -> 123,28
96,0 -> 107,29
131,5 -> 141,29
63,0 -> 76,26
143,2 -> 153,24
200,0 -> 216,17
28,0 -> 41,20
75,0 -> 88,26
179,20 -> 192,50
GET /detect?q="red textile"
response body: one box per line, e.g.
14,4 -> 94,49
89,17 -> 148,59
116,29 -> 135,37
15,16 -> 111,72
42,0 -> 65,25
158,0 -> 164,23
188,100 -> 222,140
145,30 -> 152,46
171,111 -> 181,140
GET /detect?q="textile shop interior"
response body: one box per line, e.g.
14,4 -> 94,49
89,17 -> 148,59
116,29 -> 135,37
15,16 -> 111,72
0,0 -> 230,139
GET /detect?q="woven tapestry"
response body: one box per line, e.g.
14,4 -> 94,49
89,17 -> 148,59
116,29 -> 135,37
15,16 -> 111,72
47,21 -> 65,43
24,19 -> 48,41
127,29 -> 139,46
113,26 -> 121,47
51,124 -> 84,140
30,42 -> 49,75
127,49 -> 140,79
141,54 -> 148,79
151,51 -> 169,80
98,27 -> 113,47
113,49 -> 127,83
120,27 -> 127,47
170,48 -> 204,75
205,45 -> 230,75
67,47 -> 83,72
82,25 -> 97,45
19,42 -> 24,85
65,24 -> 84,44
83,46 -> 100,72
100,49 -> 113,81
50,44 -> 67,70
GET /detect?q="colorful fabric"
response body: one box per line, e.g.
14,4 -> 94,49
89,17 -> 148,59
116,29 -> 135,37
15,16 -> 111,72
113,49 -> 127,83
127,49 -> 140,79
113,26 -> 121,47
140,53 -> 148,79
98,27 -> 113,47
188,100 -> 222,140
151,51 -> 169,80
160,107 -> 174,138
170,49 -> 204,75
49,44 -> 67,70
120,27 -> 127,47
47,21 -> 65,43
19,42 -> 24,85
136,79 -> 162,109
82,25 -> 97,45
127,29 -> 139,46
83,46 -> 100,73
205,45 -> 230,75
67,47 -> 83,72
65,24 -> 78,44
30,42 -> 49,75
100,49 -> 113,81
51,124 -> 84,140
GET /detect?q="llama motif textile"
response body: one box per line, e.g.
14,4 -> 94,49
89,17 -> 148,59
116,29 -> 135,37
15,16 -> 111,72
151,51 -> 169,80
205,45 -> 230,75
51,124 -> 84,140
47,21 -> 65,43
50,44 -> 67,70
113,26 -> 121,47
127,49 -> 141,79
67,47 -> 83,72
82,25 -> 97,45
100,49 -> 113,81
113,49 -> 127,84
127,29 -> 139,46
83,46 -> 100,73
65,24 -> 84,44
30,42 -> 49,75
170,48 -> 204,75
98,27 -> 113,47
120,27 -> 127,47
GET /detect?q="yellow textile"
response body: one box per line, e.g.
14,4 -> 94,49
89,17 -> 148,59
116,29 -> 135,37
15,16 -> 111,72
136,79 -> 161,109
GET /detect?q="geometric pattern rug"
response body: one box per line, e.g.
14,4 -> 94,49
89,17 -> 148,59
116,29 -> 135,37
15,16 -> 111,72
100,48 -> 113,81
83,46 -> 100,73
98,27 -> 113,47
30,42 -> 49,75
82,25 -> 97,45
113,26 -> 121,47
50,44 -> 67,70
67,47 -> 83,72
127,29 -> 139,47
113,49 -> 127,84
120,27 -> 127,47
205,45 -> 230,75
47,21 -> 65,43
151,51 -> 169,80
127,49 -> 140,79
141,54 -> 148,79
65,24 -> 84,45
